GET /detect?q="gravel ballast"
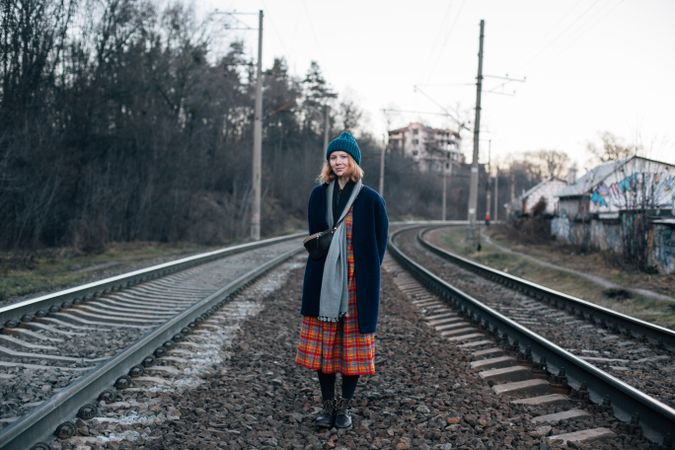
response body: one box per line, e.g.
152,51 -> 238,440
393,229 -> 675,412
47,254 -> 661,449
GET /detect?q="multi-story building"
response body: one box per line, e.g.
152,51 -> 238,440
388,122 -> 463,172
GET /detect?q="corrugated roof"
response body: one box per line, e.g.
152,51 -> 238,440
557,158 -> 630,197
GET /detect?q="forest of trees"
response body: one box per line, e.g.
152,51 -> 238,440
0,0 -> 545,252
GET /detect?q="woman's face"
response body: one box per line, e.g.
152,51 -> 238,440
329,151 -> 350,178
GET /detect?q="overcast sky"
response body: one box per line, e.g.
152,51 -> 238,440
197,0 -> 675,171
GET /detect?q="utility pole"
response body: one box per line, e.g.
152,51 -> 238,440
467,19 -> 485,248
485,139 -> 491,220
321,91 -> 337,151
494,166 -> 499,221
379,134 -> 386,195
442,156 -> 453,221
250,10 -> 264,240
323,104 -> 330,151
379,112 -> 393,195
442,161 -> 447,221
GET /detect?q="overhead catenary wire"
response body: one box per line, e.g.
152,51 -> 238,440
298,0 -> 323,58
261,1 -> 290,58
552,0 -> 626,59
424,0 -> 467,83
520,0 -> 607,70
413,85 -> 470,131
421,0 -> 456,82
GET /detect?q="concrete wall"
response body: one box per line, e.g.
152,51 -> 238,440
551,217 -> 589,248
551,217 -> 569,241
590,220 -> 622,253
651,224 -> 674,274
550,217 -> 674,274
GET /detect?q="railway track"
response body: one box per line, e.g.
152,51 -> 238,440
0,234 -> 303,450
390,224 -> 675,447
2,223 -> 673,448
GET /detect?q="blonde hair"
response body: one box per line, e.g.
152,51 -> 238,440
318,154 -> 365,184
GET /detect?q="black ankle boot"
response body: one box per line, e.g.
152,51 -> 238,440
313,399 -> 335,428
334,398 -> 352,429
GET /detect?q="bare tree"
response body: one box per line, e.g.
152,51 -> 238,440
587,131 -> 640,163
338,97 -> 363,132
532,149 -> 570,179
0,0 -> 487,252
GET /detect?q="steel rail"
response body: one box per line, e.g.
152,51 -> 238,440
417,226 -> 675,351
389,227 -> 675,446
0,232 -> 304,328
0,243 -> 303,450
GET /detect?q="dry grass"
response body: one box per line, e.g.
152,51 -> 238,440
0,242 -> 211,302
426,226 -> 675,329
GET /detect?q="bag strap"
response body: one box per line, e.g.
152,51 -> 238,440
326,179 -> 362,229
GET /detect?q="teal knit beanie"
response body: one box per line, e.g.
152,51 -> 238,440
326,131 -> 361,165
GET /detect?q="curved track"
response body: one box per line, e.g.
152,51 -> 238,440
391,224 -> 675,447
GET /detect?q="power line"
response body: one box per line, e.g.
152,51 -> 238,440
261,1 -> 290,57
298,0 -> 322,57
554,0 -> 626,58
524,0 -> 587,60
522,0 -> 606,69
412,85 -> 470,131
422,0 -> 456,82
425,0 -> 467,82
483,74 -> 526,97
383,107 -> 471,124
415,82 -> 474,88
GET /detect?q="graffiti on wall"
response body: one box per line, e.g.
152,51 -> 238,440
591,171 -> 674,210
550,217 -> 674,274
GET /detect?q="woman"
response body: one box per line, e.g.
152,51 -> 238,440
295,131 -> 389,429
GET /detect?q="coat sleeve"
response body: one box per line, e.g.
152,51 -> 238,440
374,194 -> 389,265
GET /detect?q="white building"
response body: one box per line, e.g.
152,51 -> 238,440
388,122 -> 463,172
511,178 -> 568,216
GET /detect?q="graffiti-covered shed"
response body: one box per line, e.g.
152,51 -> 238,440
552,156 -> 675,274
557,156 -> 674,220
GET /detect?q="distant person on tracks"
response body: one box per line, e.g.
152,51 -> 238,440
295,131 -> 389,429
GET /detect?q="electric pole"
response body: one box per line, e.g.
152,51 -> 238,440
379,112 -> 393,195
485,139 -> 491,220
323,104 -> 330,151
442,156 -> 453,221
467,19 -> 484,248
379,134 -> 386,195
250,10 -> 263,240
494,166 -> 499,221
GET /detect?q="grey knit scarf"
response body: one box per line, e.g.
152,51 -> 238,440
318,178 -> 363,322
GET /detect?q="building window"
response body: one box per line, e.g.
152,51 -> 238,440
412,129 -> 419,135
412,139 -> 419,145
412,150 -> 419,156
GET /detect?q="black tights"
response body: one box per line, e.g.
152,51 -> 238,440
317,371 -> 359,401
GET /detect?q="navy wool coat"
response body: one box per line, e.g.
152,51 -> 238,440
301,183 -> 389,334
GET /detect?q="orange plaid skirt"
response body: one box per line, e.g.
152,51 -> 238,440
295,210 -> 376,375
